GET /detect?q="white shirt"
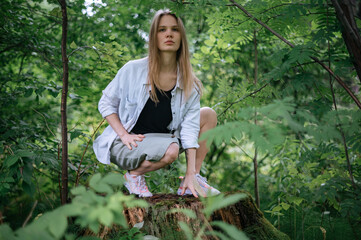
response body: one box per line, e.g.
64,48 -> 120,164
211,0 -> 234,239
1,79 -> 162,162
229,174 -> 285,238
93,57 -> 200,164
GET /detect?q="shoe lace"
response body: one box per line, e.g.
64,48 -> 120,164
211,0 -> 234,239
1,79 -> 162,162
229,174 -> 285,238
197,174 -> 208,183
137,175 -> 150,192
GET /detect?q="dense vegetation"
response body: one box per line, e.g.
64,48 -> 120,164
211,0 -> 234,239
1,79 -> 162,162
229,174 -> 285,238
1,0 -> 360,239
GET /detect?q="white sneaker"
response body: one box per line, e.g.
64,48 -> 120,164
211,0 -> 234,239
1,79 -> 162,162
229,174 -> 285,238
177,174 -> 220,197
124,172 -> 153,197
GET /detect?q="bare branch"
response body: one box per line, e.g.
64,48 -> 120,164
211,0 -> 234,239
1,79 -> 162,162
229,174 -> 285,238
32,108 -> 57,138
75,119 -> 105,186
22,200 -> 38,227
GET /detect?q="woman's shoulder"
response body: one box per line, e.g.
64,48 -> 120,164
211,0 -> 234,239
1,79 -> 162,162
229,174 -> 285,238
122,57 -> 148,70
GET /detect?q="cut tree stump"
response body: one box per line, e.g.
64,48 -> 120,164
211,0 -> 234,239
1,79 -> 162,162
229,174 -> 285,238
122,191 -> 290,240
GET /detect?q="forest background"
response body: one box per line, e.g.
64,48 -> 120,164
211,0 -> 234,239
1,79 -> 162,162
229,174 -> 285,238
1,0 -> 361,239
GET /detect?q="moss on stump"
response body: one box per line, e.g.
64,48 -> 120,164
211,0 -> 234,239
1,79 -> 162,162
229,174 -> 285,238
123,191 -> 290,240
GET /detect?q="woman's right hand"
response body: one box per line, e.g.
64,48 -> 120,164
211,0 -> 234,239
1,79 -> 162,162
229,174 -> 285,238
120,133 -> 145,150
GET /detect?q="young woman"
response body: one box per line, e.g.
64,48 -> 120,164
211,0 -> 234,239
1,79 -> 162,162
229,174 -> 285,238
93,9 -> 220,198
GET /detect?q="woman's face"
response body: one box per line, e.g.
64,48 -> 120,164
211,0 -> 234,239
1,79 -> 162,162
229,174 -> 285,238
157,15 -> 181,53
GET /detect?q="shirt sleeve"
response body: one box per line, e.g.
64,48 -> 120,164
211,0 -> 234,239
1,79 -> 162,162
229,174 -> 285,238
98,67 -> 125,118
179,90 -> 201,149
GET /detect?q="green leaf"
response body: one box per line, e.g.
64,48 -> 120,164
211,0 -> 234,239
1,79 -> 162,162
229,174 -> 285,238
202,193 -> 247,218
48,212 -> 67,238
210,221 -> 249,240
91,183 -> 113,194
61,203 -> 84,216
281,203 -> 290,210
101,172 -> 124,186
178,222 -> 193,240
88,221 -> 100,234
22,181 -> 36,197
24,88 -> 33,97
49,7 -> 61,18
71,186 -> 87,195
4,155 -> 19,167
167,208 -> 197,219
0,224 -> 16,240
205,230 -> 230,240
16,150 -> 36,158
287,196 -> 304,206
89,173 -> 102,188
201,46 -> 210,54
70,41 -> 77,49
98,209 -> 113,227
70,129 -> 83,141
272,205 -> 282,212
128,227 -> 140,236
22,163 -> 33,184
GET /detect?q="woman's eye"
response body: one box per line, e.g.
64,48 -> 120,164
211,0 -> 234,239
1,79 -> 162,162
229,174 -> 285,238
159,29 -> 165,32
172,28 -> 179,31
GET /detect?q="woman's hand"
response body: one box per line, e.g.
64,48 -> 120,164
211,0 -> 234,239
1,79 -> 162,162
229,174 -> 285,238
120,133 -> 145,150
181,174 -> 206,198
105,114 -> 144,150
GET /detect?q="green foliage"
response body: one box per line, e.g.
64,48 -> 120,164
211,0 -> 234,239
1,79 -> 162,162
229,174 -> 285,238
0,173 -> 148,240
202,193 -> 247,218
1,0 -> 361,239
168,193 -> 249,240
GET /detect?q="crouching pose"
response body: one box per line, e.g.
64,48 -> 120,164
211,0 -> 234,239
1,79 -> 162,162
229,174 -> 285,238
93,9 -> 220,197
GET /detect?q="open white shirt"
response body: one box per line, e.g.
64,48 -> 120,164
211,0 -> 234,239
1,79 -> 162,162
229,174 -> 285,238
93,57 -> 200,164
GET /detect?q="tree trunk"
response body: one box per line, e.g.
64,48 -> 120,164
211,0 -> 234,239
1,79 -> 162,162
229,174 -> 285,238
88,192 -> 289,240
331,0 -> 361,83
60,0 -> 69,205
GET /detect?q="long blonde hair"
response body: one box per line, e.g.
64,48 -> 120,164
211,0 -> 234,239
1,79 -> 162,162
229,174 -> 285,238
148,9 -> 202,102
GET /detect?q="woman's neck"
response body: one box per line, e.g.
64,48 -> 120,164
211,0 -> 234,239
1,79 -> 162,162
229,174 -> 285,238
158,52 -> 177,91
159,52 -> 177,74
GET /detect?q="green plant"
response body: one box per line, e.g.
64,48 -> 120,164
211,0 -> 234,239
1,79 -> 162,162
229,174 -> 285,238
167,193 -> 249,240
0,173 -> 148,240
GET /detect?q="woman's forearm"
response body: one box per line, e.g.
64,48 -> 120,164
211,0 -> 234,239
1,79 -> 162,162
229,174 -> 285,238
105,113 -> 128,138
185,148 -> 197,175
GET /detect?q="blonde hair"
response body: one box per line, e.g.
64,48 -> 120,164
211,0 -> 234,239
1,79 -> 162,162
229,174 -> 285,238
148,9 -> 202,102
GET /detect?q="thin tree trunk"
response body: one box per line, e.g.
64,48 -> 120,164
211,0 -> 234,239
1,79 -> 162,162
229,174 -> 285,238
253,30 -> 260,208
253,149 -> 260,207
60,0 -> 69,205
229,0 -> 361,109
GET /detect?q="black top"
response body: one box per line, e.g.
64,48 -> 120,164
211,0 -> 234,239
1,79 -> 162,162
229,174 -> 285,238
131,87 -> 173,134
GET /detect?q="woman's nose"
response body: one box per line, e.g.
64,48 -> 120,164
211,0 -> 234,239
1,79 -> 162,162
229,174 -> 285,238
166,29 -> 173,37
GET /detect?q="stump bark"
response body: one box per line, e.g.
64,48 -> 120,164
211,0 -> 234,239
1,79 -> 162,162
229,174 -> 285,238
123,191 -> 289,240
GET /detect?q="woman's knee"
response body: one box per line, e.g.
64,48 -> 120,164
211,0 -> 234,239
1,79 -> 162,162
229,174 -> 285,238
162,143 -> 179,165
200,107 -> 217,127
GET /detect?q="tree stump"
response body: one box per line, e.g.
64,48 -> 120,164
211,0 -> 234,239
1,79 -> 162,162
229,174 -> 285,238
123,191 -> 290,240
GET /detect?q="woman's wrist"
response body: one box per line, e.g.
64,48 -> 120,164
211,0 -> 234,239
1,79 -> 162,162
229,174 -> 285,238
185,170 -> 196,176
118,131 -> 128,140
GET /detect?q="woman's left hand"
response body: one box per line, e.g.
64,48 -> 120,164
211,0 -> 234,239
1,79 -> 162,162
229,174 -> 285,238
180,174 -> 206,198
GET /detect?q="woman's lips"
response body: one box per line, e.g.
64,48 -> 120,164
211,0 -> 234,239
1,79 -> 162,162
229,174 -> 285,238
165,41 -> 174,44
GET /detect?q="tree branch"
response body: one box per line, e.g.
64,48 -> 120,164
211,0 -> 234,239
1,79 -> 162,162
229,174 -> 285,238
75,119 -> 105,186
229,0 -> 361,109
22,200 -> 38,227
68,45 -> 103,63
219,83 -> 268,117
